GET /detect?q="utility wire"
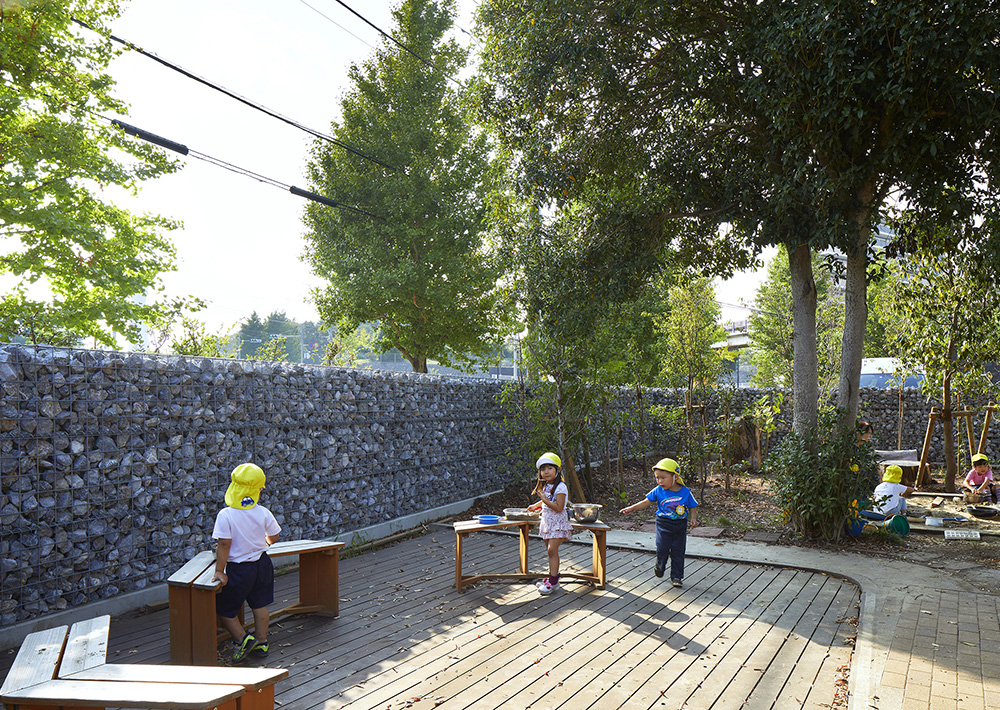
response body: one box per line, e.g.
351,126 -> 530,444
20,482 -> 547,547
303,0 -> 465,88
296,0 -> 375,49
110,118 -> 381,219
72,17 -> 399,173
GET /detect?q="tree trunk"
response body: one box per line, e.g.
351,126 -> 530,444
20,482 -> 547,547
582,433 -> 594,498
941,305 -> 961,492
407,354 -> 428,373
788,243 -> 819,435
561,450 -> 587,504
553,374 -> 587,503
635,383 -> 648,477
836,227 -> 869,426
942,377 -> 956,493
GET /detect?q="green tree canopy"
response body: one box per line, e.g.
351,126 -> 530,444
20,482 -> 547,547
1,0 -> 187,347
877,215 -> 1000,490
303,0 -> 514,373
657,275 -> 729,394
478,0 -> 1000,435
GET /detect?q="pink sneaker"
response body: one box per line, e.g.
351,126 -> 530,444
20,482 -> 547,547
538,578 -> 560,595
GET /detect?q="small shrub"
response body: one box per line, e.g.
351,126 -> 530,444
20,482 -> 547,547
766,410 -> 880,542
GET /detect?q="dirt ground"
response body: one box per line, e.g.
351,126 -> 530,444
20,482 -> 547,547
455,459 -> 1000,595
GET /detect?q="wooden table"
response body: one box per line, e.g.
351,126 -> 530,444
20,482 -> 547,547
1,614 -> 287,710
168,539 -> 344,665
453,518 -> 609,592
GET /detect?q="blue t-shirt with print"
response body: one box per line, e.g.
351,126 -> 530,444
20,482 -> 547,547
646,485 -> 698,519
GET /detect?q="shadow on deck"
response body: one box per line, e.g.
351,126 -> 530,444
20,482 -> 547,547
0,530 -> 859,709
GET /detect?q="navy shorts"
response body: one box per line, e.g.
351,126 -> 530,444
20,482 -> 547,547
216,553 -> 274,618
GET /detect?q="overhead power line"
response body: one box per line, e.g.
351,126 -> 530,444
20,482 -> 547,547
299,0 -> 465,88
72,17 -> 398,173
110,119 -> 380,220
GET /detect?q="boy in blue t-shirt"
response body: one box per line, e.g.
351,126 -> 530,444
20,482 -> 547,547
620,458 -> 698,587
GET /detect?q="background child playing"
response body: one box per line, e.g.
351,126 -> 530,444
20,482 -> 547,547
212,462 -> 282,663
526,452 -> 572,595
619,458 -> 698,588
963,453 -> 997,503
872,464 -> 914,516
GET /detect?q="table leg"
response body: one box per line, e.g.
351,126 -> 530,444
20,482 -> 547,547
455,531 -> 465,592
236,685 -> 274,710
592,529 -> 607,588
168,583 -> 193,665
190,587 -> 220,666
299,550 -> 340,615
518,523 -> 530,575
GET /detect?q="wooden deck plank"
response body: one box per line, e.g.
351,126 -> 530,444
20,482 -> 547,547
0,530 -> 860,710
270,533 -> 554,708
286,539 -> 622,710
736,575 -> 847,708
572,565 -> 793,709
654,567 -> 804,709
355,548 -> 680,709
572,565 -> 792,710
479,562 -> 759,710
704,571 -> 841,708
789,580 -> 859,710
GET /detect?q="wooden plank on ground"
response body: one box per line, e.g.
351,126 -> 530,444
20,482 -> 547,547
599,566 -> 800,709
707,571 -> 839,708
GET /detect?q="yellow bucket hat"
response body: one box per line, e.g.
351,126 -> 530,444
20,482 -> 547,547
536,452 -> 562,468
653,458 -> 683,485
882,465 -> 903,484
225,463 -> 266,509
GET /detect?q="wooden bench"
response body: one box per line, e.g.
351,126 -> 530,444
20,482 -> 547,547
453,518 -> 609,592
168,539 -> 345,665
1,615 -> 287,710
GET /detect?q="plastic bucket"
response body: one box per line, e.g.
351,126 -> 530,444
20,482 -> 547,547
883,515 -> 910,536
844,517 -> 865,537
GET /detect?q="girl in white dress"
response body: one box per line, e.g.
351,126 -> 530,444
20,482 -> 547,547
526,452 -> 572,594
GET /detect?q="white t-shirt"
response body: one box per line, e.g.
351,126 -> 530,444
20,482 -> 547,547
213,505 -> 281,563
873,482 -> 909,515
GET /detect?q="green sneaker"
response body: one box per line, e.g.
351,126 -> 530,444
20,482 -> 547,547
250,639 -> 269,657
233,633 -> 256,663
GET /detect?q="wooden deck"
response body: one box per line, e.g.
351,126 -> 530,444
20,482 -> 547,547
0,529 -> 859,709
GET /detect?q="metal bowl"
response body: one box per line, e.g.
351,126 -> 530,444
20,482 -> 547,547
967,505 -> 998,519
570,503 -> 603,523
503,508 -> 539,521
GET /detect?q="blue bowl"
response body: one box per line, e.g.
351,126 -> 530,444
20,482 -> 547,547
475,515 -> 500,524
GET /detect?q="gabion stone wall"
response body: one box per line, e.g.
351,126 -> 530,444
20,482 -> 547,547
0,345 -> 512,627
2,341 -> 990,628
858,388 -> 1000,465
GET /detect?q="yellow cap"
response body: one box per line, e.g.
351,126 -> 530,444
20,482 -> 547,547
972,453 -> 989,464
653,458 -> 683,485
225,463 -> 266,509
883,465 -> 903,484
536,452 -> 561,468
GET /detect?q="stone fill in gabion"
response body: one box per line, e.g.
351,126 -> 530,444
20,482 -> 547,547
0,343 -> 982,627
0,345 -> 514,627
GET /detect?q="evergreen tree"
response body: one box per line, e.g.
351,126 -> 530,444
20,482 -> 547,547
303,0 -> 514,373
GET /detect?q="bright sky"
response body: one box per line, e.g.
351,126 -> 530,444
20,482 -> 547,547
107,0 -> 477,335
106,0 -> 765,338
